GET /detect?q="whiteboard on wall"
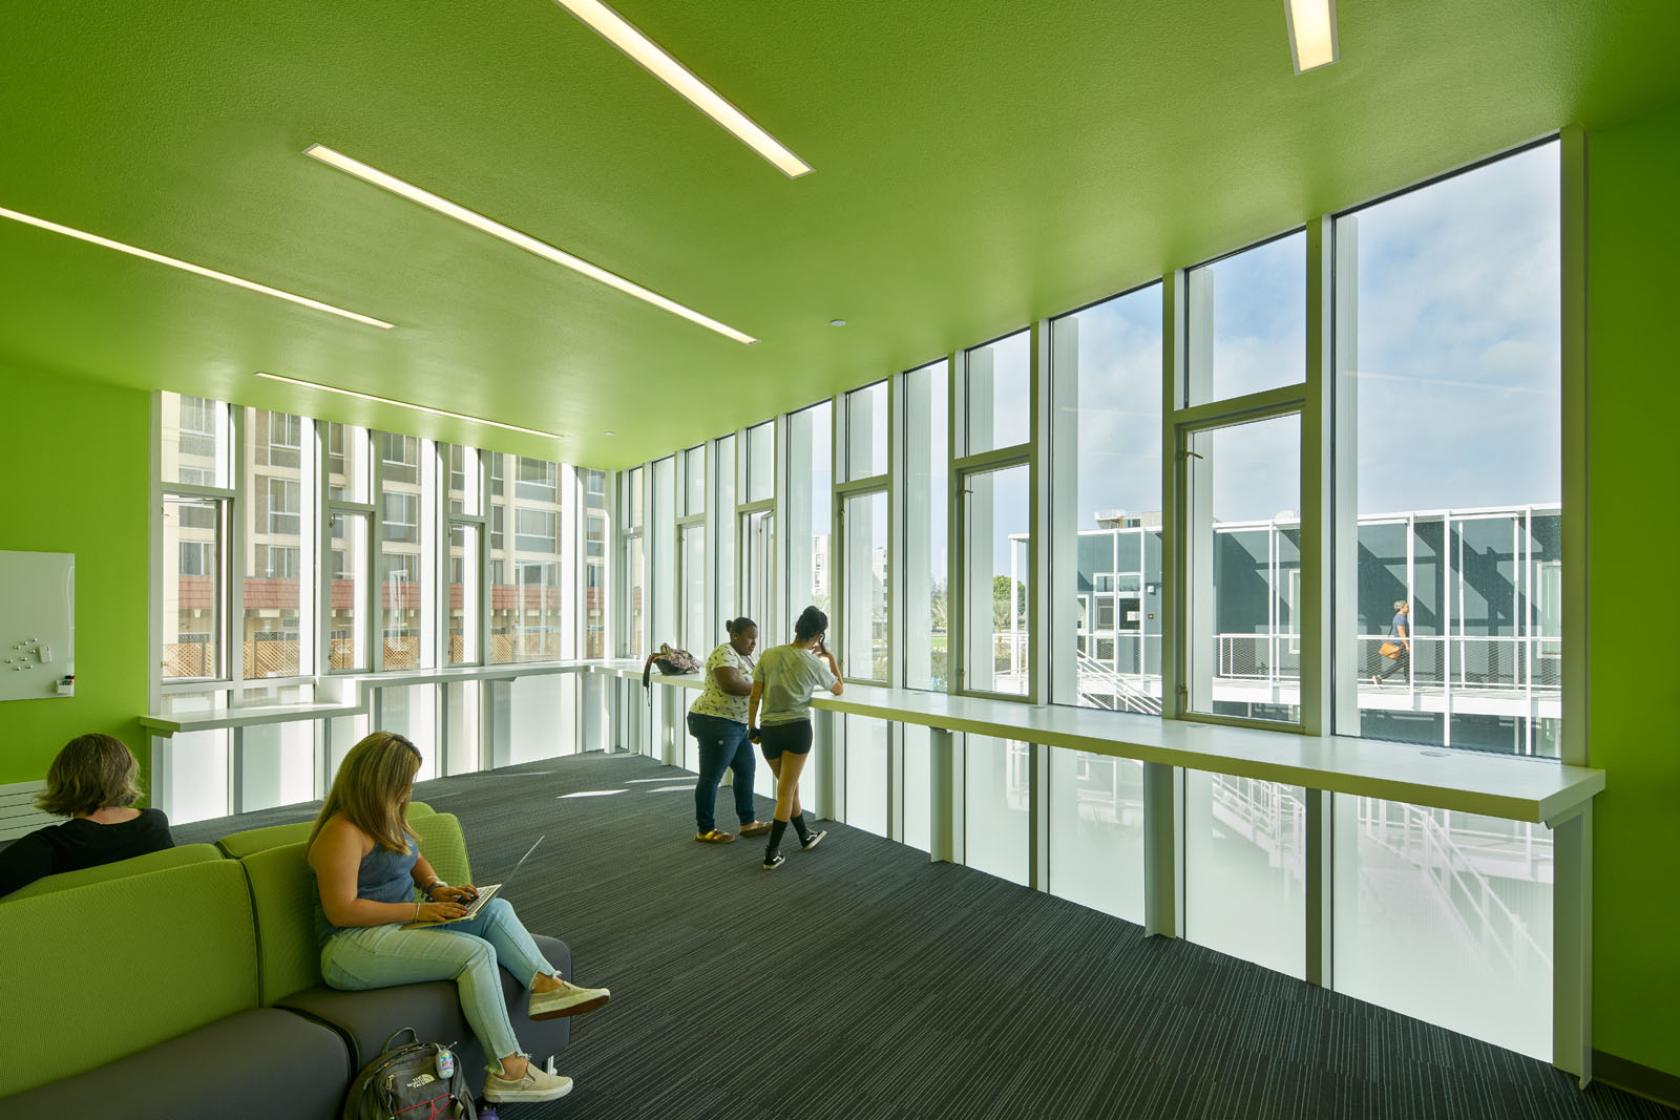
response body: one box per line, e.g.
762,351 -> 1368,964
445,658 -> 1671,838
0,551 -> 75,702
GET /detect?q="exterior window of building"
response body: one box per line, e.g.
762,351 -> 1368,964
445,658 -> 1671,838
325,423 -> 373,671
965,737 -> 1032,885
965,331 -> 1031,453
445,444 -> 485,667
378,432 -> 433,671
651,456 -> 676,645
845,380 -> 888,481
245,409 -> 313,679
163,392 -> 231,488
162,494 -> 223,680
1185,231 -> 1306,405
1050,283 -> 1164,714
449,523 -> 481,665
740,508 -> 774,641
1185,772 -> 1307,977
1183,413 -> 1302,726
713,435 -> 736,635
678,445 -> 707,650
961,462 -> 1030,696
491,452 -> 565,663
1328,141 -> 1562,1061
1336,141 -> 1561,757
903,360 -> 949,692
623,466 -> 645,659
841,489 -> 888,681
583,469 -> 609,659
682,445 -> 705,516
746,421 -> 775,503
787,403 -> 832,626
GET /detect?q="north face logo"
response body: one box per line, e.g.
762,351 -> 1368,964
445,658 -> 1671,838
406,1073 -> 437,1090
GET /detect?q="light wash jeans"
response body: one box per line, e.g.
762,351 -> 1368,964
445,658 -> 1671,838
320,897 -> 558,1069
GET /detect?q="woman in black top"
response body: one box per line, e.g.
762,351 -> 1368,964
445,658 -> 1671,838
0,733 -> 174,898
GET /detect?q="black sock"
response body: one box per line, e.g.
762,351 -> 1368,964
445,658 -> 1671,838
766,819 -> 789,860
791,813 -> 812,842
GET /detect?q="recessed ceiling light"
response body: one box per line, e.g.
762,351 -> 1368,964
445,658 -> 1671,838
550,0 -> 811,179
829,318 -> 847,327
0,204 -> 393,329
603,431 -> 618,437
254,371 -> 563,439
1285,0 -> 1338,73
306,144 -> 756,345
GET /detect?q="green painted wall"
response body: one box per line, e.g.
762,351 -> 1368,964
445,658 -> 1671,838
0,367 -> 151,796
1587,100 -> 1680,1078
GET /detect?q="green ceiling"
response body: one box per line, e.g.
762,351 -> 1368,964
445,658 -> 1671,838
2,1 -> 1678,468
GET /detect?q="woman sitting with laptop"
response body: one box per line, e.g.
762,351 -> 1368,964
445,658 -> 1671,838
307,730 -> 609,1105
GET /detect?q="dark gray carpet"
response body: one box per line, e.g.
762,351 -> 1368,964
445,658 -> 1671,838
177,752 -> 1675,1120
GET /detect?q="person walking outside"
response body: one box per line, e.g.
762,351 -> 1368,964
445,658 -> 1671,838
687,617 -> 772,844
1374,600 -> 1412,685
748,606 -> 843,871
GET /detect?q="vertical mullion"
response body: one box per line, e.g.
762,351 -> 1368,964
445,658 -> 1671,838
1303,215 -> 1334,985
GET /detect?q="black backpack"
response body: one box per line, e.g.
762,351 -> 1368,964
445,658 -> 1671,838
342,1028 -> 477,1120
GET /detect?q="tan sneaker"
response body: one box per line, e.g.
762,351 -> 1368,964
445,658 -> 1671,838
529,979 -> 611,1020
484,1064 -> 574,1103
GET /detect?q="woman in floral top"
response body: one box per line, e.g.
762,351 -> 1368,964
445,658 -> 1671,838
686,617 -> 772,843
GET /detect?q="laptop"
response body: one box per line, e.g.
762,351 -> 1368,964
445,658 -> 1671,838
404,834 -> 545,929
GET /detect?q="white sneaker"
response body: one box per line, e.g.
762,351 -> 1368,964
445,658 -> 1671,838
484,1064 -> 575,1103
529,979 -> 612,1020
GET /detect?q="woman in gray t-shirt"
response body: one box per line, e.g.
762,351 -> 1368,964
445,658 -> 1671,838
748,605 -> 844,870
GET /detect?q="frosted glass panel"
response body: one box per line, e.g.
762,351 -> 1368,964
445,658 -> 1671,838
844,717 -> 888,837
1333,795 -> 1552,1059
1048,751 -> 1144,922
444,681 -> 481,776
901,725 -> 931,852
964,736 -> 1030,885
507,674 -> 567,764
380,685 -> 438,781
325,713 -> 370,788
166,729 -> 230,824
1185,772 -> 1305,977
240,721 -> 315,812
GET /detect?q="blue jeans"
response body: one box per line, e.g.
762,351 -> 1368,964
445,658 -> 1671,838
688,712 -> 756,833
320,897 -> 558,1070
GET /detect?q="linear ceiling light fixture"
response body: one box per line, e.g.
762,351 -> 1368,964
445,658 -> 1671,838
1285,0 -> 1339,72
253,371 -> 566,439
0,203 -> 394,329
549,0 -> 811,178
305,144 -> 756,344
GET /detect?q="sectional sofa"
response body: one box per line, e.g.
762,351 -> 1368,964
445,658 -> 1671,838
0,804 -> 573,1118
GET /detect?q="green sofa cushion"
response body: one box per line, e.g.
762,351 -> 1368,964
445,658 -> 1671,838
2,842 -> 222,902
217,801 -> 436,859
243,812 -> 469,1006
0,860 -> 259,1096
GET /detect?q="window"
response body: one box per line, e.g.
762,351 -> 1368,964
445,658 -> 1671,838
623,466 -> 645,659
1048,751 -> 1145,922
266,478 -> 301,536
740,509 -> 774,639
584,469 -> 610,659
1184,413 -> 1301,725
263,412 -> 303,468
714,435 -> 736,635
787,403 -> 832,621
381,492 -> 420,544
328,511 -> 371,671
681,523 -> 707,650
964,331 -> 1031,453
746,421 -> 775,503
1186,773 -> 1307,977
1185,231 -> 1306,404
843,716 -> 889,837
492,452 -> 565,663
845,381 -> 888,480
163,393 -> 230,487
327,423 -> 372,503
1051,283 -> 1164,713
515,457 -> 558,503
515,508 -> 558,553
651,457 -> 675,644
381,433 -> 420,484
960,463 -> 1030,696
1336,141 -> 1561,756
682,445 -> 706,516
162,496 -> 222,680
449,523 -> 480,665
841,489 -> 888,681
903,361 -> 949,691
965,736 -> 1031,885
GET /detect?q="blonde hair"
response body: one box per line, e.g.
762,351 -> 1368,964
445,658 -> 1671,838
308,731 -> 422,852
37,734 -> 143,817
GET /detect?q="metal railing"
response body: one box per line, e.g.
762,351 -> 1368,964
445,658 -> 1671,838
1074,650 -> 1163,715
1352,797 -> 1551,972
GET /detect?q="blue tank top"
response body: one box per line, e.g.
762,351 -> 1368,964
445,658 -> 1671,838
312,833 -> 419,946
